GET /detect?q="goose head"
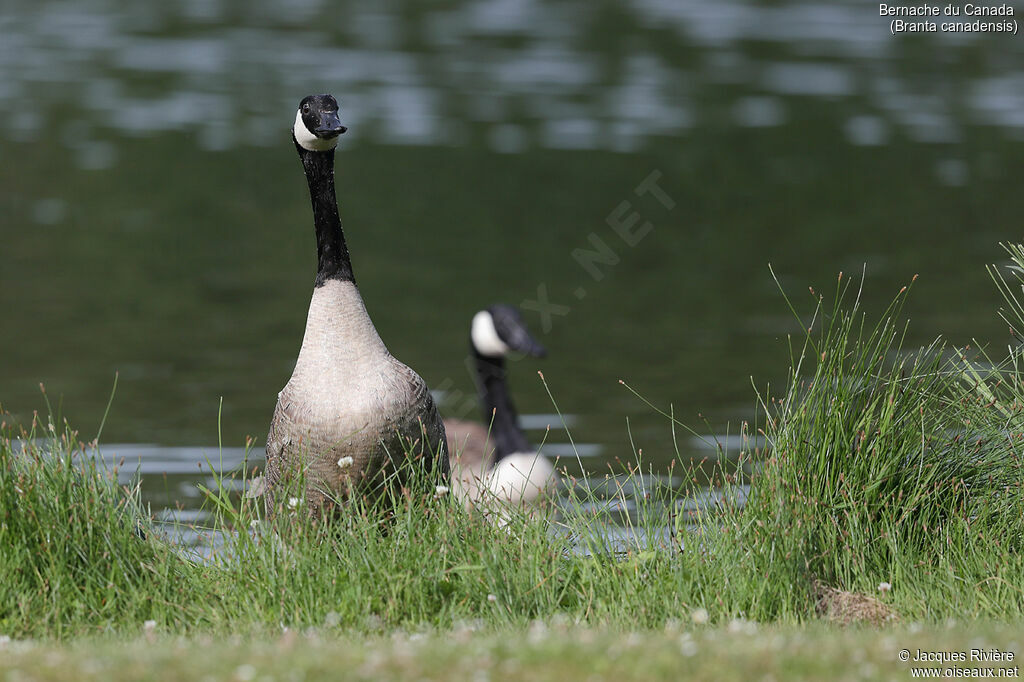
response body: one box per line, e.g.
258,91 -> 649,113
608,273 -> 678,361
471,304 -> 547,359
293,94 -> 348,152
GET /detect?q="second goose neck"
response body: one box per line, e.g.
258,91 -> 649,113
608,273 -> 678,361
473,350 -> 532,460
297,142 -> 355,287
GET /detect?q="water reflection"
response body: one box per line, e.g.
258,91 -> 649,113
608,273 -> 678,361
70,426 -> 743,557
105,439 -> 745,558
3,0 -> 1023,157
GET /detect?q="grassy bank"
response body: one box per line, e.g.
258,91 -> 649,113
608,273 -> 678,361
5,249 -> 1024,658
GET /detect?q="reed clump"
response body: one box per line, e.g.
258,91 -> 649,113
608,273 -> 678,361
715,257 -> 1024,622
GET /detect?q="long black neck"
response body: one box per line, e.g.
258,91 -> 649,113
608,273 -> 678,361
473,348 -> 532,460
295,138 -> 355,286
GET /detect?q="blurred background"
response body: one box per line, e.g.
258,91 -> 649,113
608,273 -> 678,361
2,0 -> 1023,516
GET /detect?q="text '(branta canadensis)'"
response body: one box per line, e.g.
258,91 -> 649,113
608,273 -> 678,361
444,304 -> 556,508
263,94 -> 448,513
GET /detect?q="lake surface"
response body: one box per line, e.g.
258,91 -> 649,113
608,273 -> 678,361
2,0 -> 1023,527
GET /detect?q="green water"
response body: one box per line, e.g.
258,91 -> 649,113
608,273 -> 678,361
1,0 -> 1022,481
4,129 -> 1018,464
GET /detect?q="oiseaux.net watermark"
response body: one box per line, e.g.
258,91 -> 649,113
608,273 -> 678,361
900,647 -> 1019,678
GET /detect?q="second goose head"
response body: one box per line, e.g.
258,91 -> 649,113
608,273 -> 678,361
471,305 -> 547,360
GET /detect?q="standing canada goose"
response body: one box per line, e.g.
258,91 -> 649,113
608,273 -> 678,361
263,94 -> 448,513
444,304 -> 556,507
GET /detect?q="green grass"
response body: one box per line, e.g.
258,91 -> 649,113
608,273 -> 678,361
713,264 -> 1024,621
0,415 -> 210,637
5,248 -> 1024,675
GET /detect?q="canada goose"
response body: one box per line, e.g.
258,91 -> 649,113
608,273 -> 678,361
263,94 -> 448,513
444,304 -> 556,507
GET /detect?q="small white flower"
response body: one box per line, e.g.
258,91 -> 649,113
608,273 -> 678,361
679,633 -> 698,657
487,594 -> 497,603
143,620 -> 156,632
249,519 -> 260,529
234,664 -> 257,682
878,582 -> 892,594
435,485 -> 449,497
691,608 -> 709,625
727,618 -> 757,635
337,456 -> 354,469
288,497 -> 300,510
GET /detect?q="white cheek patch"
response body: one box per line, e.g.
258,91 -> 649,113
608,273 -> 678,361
293,109 -> 338,152
471,310 -> 510,357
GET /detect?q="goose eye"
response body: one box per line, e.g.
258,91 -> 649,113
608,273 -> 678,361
302,103 -> 310,114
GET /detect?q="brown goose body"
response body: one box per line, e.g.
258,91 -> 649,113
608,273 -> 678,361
265,280 -> 447,509
443,418 -> 495,504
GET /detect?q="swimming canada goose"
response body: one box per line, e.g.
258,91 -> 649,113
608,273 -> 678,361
263,94 -> 448,513
444,304 -> 556,507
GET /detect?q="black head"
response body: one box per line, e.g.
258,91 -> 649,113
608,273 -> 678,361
293,94 -> 347,151
471,304 -> 547,358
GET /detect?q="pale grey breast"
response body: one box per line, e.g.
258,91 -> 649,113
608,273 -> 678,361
265,280 -> 447,510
